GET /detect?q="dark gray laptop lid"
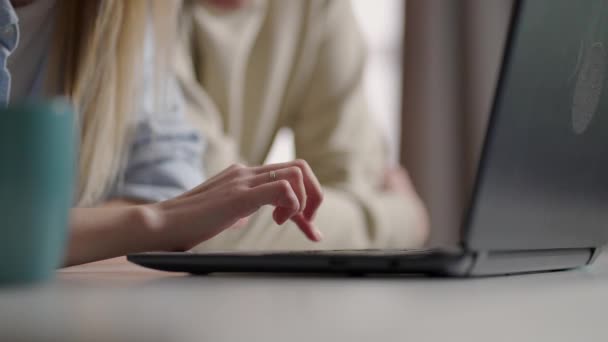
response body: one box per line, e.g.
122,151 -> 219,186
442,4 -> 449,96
464,0 -> 608,251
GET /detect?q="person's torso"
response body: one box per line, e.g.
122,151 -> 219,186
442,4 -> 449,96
185,0 -> 326,164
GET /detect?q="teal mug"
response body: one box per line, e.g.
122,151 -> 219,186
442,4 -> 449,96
0,100 -> 75,285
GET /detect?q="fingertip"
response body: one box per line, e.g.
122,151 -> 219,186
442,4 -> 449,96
291,214 -> 323,242
313,228 -> 323,242
272,208 -> 283,225
272,208 -> 280,224
273,207 -> 292,225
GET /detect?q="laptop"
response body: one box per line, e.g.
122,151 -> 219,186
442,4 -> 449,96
128,0 -> 608,276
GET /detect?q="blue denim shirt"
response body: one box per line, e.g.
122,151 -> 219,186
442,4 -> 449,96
0,0 -> 205,203
0,0 -> 17,103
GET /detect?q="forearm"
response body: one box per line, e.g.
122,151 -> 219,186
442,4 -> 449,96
64,205 -> 166,267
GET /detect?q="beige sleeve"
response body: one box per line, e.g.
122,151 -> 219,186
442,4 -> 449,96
174,9 -> 242,178
286,0 -> 428,248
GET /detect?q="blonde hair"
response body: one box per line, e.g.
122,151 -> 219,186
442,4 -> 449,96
50,0 -> 178,206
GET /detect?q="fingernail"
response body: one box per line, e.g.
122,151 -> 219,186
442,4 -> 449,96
313,229 -> 323,241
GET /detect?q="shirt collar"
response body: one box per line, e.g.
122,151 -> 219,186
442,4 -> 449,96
0,0 -> 18,26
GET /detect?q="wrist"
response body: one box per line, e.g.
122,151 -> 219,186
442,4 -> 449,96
129,204 -> 174,252
66,204 -> 172,266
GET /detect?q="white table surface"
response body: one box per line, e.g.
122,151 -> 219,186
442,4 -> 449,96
1,253 -> 607,342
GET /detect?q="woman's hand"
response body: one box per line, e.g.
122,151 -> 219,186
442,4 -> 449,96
64,160 -> 323,266
147,160 -> 324,251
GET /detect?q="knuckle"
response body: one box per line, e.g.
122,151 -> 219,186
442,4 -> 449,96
293,159 -> 308,169
237,168 -> 252,178
229,164 -> 251,178
277,180 -> 292,193
316,189 -> 325,202
287,166 -> 303,180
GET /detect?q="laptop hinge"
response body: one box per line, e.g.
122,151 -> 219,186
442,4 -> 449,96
469,248 -> 593,276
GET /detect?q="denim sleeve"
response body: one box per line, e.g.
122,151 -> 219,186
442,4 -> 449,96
107,32 -> 205,203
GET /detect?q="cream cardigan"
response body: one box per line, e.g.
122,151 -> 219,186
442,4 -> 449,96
175,0 -> 428,250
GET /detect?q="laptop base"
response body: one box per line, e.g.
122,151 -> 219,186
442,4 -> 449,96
127,247 -> 593,277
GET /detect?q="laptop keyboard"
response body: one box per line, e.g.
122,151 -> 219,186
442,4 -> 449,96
273,248 -> 442,256
191,248 -> 449,257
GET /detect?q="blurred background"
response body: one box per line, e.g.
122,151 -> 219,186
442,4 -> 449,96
402,0 -> 513,246
268,0 -> 514,246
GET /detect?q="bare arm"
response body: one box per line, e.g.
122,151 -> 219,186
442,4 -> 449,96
65,206 -> 164,266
